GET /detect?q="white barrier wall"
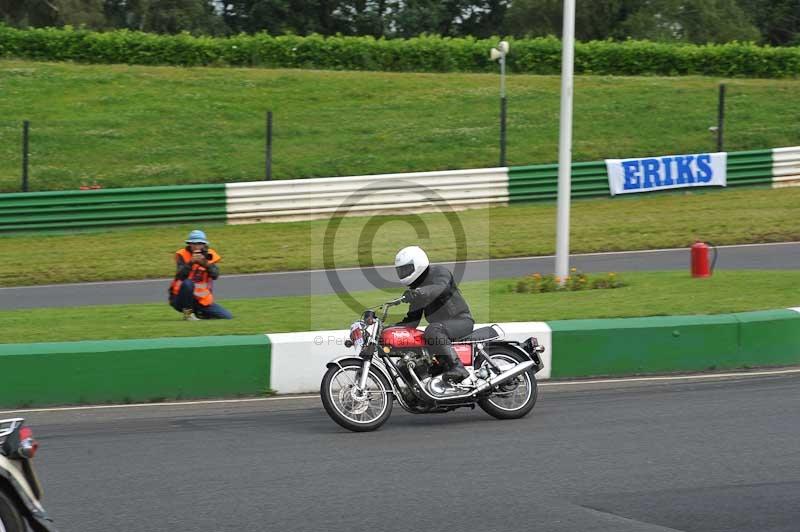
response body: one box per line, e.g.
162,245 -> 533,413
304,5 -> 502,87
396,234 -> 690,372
268,322 -> 552,394
226,167 -> 509,223
269,329 -> 351,395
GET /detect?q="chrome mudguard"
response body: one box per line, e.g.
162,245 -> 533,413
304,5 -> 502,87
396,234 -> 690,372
325,356 -> 396,392
483,342 -> 544,373
0,455 -> 59,531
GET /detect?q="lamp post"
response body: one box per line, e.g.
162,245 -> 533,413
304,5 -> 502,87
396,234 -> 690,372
555,0 -> 576,283
490,40 -> 509,167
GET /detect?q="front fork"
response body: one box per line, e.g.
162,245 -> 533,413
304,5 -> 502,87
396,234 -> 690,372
357,356 -> 372,390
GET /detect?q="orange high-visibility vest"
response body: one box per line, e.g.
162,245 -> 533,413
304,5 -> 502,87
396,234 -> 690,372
169,248 -> 221,306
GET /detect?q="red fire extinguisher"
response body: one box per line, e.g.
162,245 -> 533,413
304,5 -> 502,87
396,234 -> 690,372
691,241 -> 717,277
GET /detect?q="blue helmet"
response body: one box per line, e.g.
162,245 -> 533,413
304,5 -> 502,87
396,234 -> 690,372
186,229 -> 208,245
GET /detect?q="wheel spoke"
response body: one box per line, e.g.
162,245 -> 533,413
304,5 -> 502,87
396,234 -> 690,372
483,354 -> 532,412
328,366 -> 388,424
332,374 -> 345,391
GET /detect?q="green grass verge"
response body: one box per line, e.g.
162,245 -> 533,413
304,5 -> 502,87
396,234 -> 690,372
0,60 -> 799,192
2,186 -> 799,287
1,271 -> 797,344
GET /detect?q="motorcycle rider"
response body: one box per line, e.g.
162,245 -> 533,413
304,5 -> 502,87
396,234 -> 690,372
394,246 -> 474,385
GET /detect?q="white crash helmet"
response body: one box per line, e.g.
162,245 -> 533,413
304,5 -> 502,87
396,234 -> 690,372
394,246 -> 430,286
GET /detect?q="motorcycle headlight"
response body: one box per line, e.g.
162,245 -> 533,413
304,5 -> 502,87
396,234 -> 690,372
348,321 -> 365,352
349,322 -> 363,342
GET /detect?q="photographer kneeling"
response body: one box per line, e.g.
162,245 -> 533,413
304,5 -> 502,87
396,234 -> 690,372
168,229 -> 233,320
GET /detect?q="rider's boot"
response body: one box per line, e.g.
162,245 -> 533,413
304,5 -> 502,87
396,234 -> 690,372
441,346 -> 469,385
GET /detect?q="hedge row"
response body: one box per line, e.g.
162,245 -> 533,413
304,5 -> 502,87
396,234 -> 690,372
1,26 -> 799,77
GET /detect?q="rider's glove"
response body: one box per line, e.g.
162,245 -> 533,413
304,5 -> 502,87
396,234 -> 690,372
402,289 -> 420,303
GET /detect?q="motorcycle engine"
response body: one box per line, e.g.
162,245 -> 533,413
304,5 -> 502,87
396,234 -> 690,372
399,350 -> 433,380
398,350 -> 466,398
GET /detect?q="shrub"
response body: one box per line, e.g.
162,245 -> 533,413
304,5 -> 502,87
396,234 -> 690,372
0,26 -> 798,78
515,269 -> 626,294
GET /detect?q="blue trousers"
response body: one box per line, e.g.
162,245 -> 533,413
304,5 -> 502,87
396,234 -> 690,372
169,279 -> 233,320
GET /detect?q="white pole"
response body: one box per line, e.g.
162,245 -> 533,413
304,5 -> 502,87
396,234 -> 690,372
500,53 -> 506,98
555,0 -> 576,281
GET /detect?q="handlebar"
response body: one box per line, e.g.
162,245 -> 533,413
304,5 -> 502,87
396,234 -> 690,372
375,296 -> 406,323
385,296 -> 406,306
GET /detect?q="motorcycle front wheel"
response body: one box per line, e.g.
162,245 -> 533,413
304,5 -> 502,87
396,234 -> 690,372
476,348 -> 538,420
0,489 -> 26,532
320,360 -> 393,432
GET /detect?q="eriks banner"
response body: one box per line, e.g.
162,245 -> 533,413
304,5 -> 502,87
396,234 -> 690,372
605,152 -> 727,196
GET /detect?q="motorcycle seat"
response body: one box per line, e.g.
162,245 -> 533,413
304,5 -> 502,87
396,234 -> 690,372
455,325 -> 503,343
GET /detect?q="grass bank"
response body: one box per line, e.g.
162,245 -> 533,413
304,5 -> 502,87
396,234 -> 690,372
0,60 -> 799,192
2,186 -> 799,287
1,271 -> 797,344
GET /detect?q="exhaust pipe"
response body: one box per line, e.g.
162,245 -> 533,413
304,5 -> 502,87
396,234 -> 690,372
407,360 -> 535,402
474,360 -> 535,394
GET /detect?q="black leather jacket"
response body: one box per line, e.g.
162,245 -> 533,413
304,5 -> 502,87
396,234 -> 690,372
397,265 -> 473,327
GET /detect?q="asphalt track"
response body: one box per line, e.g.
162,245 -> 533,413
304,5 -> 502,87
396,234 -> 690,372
10,370 -> 800,532
2,242 -> 799,310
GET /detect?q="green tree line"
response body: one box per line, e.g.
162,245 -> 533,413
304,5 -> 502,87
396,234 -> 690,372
1,1 -> 798,45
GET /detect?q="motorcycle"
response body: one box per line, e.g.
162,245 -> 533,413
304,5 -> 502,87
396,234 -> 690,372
0,418 -> 58,532
321,297 -> 545,432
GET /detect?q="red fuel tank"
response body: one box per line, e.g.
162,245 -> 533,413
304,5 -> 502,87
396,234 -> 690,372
381,326 -> 426,348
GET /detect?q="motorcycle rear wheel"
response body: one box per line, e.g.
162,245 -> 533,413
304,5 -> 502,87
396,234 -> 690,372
0,489 -> 26,532
320,360 -> 393,432
476,348 -> 538,420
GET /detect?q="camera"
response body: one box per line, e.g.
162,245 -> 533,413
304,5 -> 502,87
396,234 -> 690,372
190,247 -> 212,260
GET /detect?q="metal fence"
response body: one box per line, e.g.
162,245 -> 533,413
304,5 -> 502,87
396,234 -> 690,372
0,111 -> 505,195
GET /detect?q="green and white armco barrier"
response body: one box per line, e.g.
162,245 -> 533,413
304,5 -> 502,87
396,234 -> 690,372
507,146 -> 800,201
226,167 -> 509,223
772,147 -> 800,188
2,310 -> 800,408
0,183 -> 227,233
2,146 -> 799,232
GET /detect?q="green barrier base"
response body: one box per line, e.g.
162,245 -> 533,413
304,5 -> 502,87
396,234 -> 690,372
550,310 -> 800,379
0,335 -> 270,408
